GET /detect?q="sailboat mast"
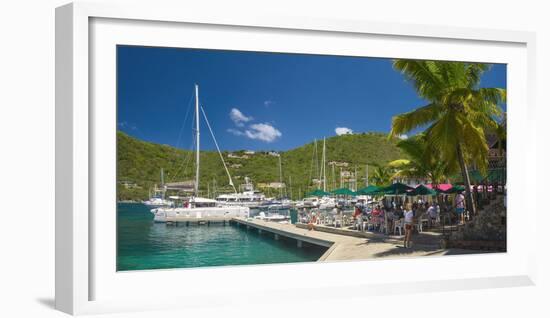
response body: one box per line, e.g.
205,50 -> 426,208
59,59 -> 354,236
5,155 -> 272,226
278,155 -> 283,198
366,164 -> 369,187
194,84 -> 200,196
354,165 -> 357,191
160,168 -> 165,199
315,139 -> 320,186
322,137 -> 326,192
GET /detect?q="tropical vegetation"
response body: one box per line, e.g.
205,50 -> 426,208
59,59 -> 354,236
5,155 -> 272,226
389,60 -> 506,216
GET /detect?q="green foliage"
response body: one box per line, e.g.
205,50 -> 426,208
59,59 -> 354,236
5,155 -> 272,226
390,60 -> 505,176
116,131 -> 406,201
389,134 -> 450,184
370,165 -> 392,187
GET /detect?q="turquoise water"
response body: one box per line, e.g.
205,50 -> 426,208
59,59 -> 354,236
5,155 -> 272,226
117,203 -> 326,271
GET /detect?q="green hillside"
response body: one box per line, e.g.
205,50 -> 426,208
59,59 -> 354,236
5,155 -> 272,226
117,131 -> 406,201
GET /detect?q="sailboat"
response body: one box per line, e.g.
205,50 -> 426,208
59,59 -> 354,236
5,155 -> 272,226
153,85 -> 250,223
143,168 -> 173,209
263,155 -> 292,211
297,137 -> 336,210
317,138 -> 336,210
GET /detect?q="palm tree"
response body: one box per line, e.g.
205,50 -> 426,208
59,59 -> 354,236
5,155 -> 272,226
370,165 -> 392,186
388,134 -> 449,185
494,113 -> 507,157
390,60 -> 505,217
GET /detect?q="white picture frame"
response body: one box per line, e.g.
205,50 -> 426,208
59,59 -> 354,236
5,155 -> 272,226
56,1 -> 537,315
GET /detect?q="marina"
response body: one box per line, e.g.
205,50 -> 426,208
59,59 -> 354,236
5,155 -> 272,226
117,202 -> 492,271
116,47 -> 507,271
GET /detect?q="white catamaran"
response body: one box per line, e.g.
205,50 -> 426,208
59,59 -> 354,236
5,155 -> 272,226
153,85 -> 249,222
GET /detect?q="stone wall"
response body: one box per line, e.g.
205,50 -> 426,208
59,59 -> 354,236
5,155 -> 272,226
451,196 -> 506,242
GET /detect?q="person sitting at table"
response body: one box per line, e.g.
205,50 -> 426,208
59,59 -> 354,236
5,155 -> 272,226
427,203 -> 438,227
371,205 -> 380,217
394,206 -> 404,220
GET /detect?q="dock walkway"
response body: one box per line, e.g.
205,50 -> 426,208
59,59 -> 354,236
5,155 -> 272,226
231,218 -> 483,262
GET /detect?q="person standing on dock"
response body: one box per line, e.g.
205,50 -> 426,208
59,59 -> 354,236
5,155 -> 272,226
404,202 -> 414,248
455,192 -> 466,225
308,211 -> 317,231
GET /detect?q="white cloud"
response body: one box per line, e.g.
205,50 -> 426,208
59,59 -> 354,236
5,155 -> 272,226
244,123 -> 282,143
335,127 -> 353,135
229,108 -> 253,127
263,100 -> 275,107
118,121 -> 137,130
398,134 -> 408,140
227,128 -> 244,136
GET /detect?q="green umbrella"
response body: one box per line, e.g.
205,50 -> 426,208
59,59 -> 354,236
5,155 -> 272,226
444,185 -> 465,194
331,188 -> 357,196
381,182 -> 414,195
356,185 -> 381,195
306,189 -> 331,197
407,184 -> 436,196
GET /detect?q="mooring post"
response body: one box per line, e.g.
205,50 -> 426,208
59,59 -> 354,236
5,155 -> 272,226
297,240 -> 303,248
274,234 -> 279,240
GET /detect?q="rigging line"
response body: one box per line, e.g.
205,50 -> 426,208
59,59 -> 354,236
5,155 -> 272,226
200,105 -> 237,194
170,136 -> 196,183
166,89 -> 195,181
169,114 -> 197,182
174,89 -> 195,149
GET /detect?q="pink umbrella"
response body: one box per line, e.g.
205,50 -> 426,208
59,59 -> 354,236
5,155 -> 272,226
425,184 -> 453,192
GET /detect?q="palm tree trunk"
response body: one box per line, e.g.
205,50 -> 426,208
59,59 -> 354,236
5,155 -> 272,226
456,144 -> 476,218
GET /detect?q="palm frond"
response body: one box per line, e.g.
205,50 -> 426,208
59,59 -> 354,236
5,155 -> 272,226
393,60 -> 445,100
465,63 -> 490,88
460,118 -> 489,175
388,159 -> 412,168
478,88 -> 507,105
389,103 -> 442,137
424,113 -> 460,165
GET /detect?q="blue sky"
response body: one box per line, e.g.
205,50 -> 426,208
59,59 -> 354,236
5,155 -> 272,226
117,45 -> 506,151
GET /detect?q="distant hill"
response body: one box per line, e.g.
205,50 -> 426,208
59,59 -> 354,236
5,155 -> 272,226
117,131 -> 406,201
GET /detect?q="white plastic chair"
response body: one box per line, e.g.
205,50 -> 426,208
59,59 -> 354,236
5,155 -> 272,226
416,219 -> 423,232
394,219 -> 404,236
354,218 -> 362,231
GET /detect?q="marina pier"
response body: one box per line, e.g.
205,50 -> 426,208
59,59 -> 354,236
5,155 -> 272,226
230,217 -> 485,262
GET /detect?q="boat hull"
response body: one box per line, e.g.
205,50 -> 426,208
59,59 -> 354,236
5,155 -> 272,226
153,206 -> 249,223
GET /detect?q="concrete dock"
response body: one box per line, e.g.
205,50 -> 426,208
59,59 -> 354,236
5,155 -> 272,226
231,218 -> 488,261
